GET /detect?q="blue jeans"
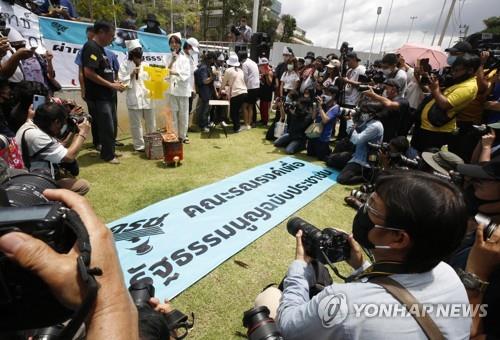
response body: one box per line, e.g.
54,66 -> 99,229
274,134 -> 306,154
87,99 -> 115,161
197,99 -> 210,129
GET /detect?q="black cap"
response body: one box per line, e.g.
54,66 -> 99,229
384,78 -> 402,91
456,157 -> 500,180
145,14 -> 159,24
305,51 -> 315,60
346,51 -> 361,61
445,41 -> 473,53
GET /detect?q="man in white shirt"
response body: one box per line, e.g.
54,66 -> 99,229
16,102 -> 91,195
238,51 -> 260,130
164,33 -> 192,143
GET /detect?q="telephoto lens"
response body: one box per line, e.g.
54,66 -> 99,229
242,306 -> 283,340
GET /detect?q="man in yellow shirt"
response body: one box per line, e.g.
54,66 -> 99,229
411,53 -> 480,152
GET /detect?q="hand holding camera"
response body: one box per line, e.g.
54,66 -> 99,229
466,220 -> 500,282
481,128 -> 496,149
77,118 -> 91,136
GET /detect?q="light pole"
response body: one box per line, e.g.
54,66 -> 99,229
431,0 -> 447,45
336,0 -> 348,49
422,30 -> 428,43
368,6 -> 382,65
407,16 -> 418,42
170,0 -> 174,33
379,0 -> 394,53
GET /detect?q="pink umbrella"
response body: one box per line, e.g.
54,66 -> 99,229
396,43 -> 448,70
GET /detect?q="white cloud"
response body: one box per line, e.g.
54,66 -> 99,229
280,0 -> 497,52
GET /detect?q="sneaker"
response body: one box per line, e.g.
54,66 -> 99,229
246,125 -> 252,130
221,121 -> 229,127
183,138 -> 190,144
238,126 -> 248,133
135,148 -> 145,152
108,158 -> 120,164
202,127 -> 210,133
115,141 -> 125,147
209,122 -> 216,128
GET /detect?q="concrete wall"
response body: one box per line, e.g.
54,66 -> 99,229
269,42 -> 382,67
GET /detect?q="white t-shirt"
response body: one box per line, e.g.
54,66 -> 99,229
344,65 -> 366,106
222,67 -> 248,98
16,120 -> 67,176
241,58 -> 260,90
281,71 -> 300,91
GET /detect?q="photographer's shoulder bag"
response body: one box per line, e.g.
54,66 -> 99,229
370,276 -> 445,340
21,128 -> 59,179
305,121 -> 323,139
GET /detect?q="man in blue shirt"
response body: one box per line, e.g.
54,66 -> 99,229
307,86 -> 340,161
336,108 -> 384,185
39,0 -> 78,20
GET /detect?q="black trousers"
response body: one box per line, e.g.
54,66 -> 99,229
230,93 -> 247,132
307,139 -> 331,161
448,121 -> 480,163
87,99 -> 116,161
337,162 -> 372,185
410,125 -> 452,153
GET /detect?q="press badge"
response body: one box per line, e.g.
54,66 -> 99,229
90,54 -> 97,61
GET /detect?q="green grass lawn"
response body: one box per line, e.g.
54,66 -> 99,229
78,123 -> 357,339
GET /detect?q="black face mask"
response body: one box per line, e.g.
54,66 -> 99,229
464,185 -> 500,217
352,206 -> 376,249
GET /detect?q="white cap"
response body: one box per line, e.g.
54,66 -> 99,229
168,32 -> 182,42
8,28 -> 24,43
226,52 -> 240,67
326,59 -> 341,68
186,37 -> 199,53
125,39 -> 142,52
258,57 -> 269,65
282,46 -> 292,55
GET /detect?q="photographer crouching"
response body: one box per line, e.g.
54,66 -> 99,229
254,171 -> 470,339
15,102 -> 91,195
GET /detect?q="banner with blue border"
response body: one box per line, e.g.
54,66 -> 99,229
108,157 -> 338,300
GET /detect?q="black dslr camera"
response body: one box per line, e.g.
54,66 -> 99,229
287,217 -> 350,263
130,282 -> 194,340
471,124 -> 492,137
67,112 -> 92,134
0,173 -> 93,333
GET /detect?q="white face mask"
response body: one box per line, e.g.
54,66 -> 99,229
60,123 -> 68,136
322,95 -> 332,103
304,59 -> 312,66
382,68 -> 392,76
287,64 -> 294,71
360,113 -> 371,122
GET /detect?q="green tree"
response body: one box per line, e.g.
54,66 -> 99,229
280,14 -> 296,43
482,16 -> 500,34
76,0 -> 123,22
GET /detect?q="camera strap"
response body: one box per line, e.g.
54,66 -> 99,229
57,208 -> 102,339
346,261 -> 409,282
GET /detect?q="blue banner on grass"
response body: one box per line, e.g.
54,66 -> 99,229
108,157 -> 338,299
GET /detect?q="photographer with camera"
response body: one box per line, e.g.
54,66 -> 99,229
449,49 -> 498,162
334,102 -> 384,185
362,79 -> 410,142
272,171 -> 470,340
274,90 -> 309,155
411,53 -> 480,152
39,0 -> 78,20
0,188 -> 138,339
380,53 -> 407,95
0,28 -> 36,84
306,86 -> 340,161
15,102 -> 90,195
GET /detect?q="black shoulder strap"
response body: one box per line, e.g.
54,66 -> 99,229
370,276 -> 445,340
21,128 -> 56,170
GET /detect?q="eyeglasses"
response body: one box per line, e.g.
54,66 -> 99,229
363,194 -> 404,232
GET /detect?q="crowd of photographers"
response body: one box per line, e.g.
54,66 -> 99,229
0,1 -> 499,338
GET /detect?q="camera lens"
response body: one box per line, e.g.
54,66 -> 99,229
243,306 -> 283,340
0,173 -> 57,207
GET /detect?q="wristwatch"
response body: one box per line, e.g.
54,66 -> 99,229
456,268 -> 490,293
